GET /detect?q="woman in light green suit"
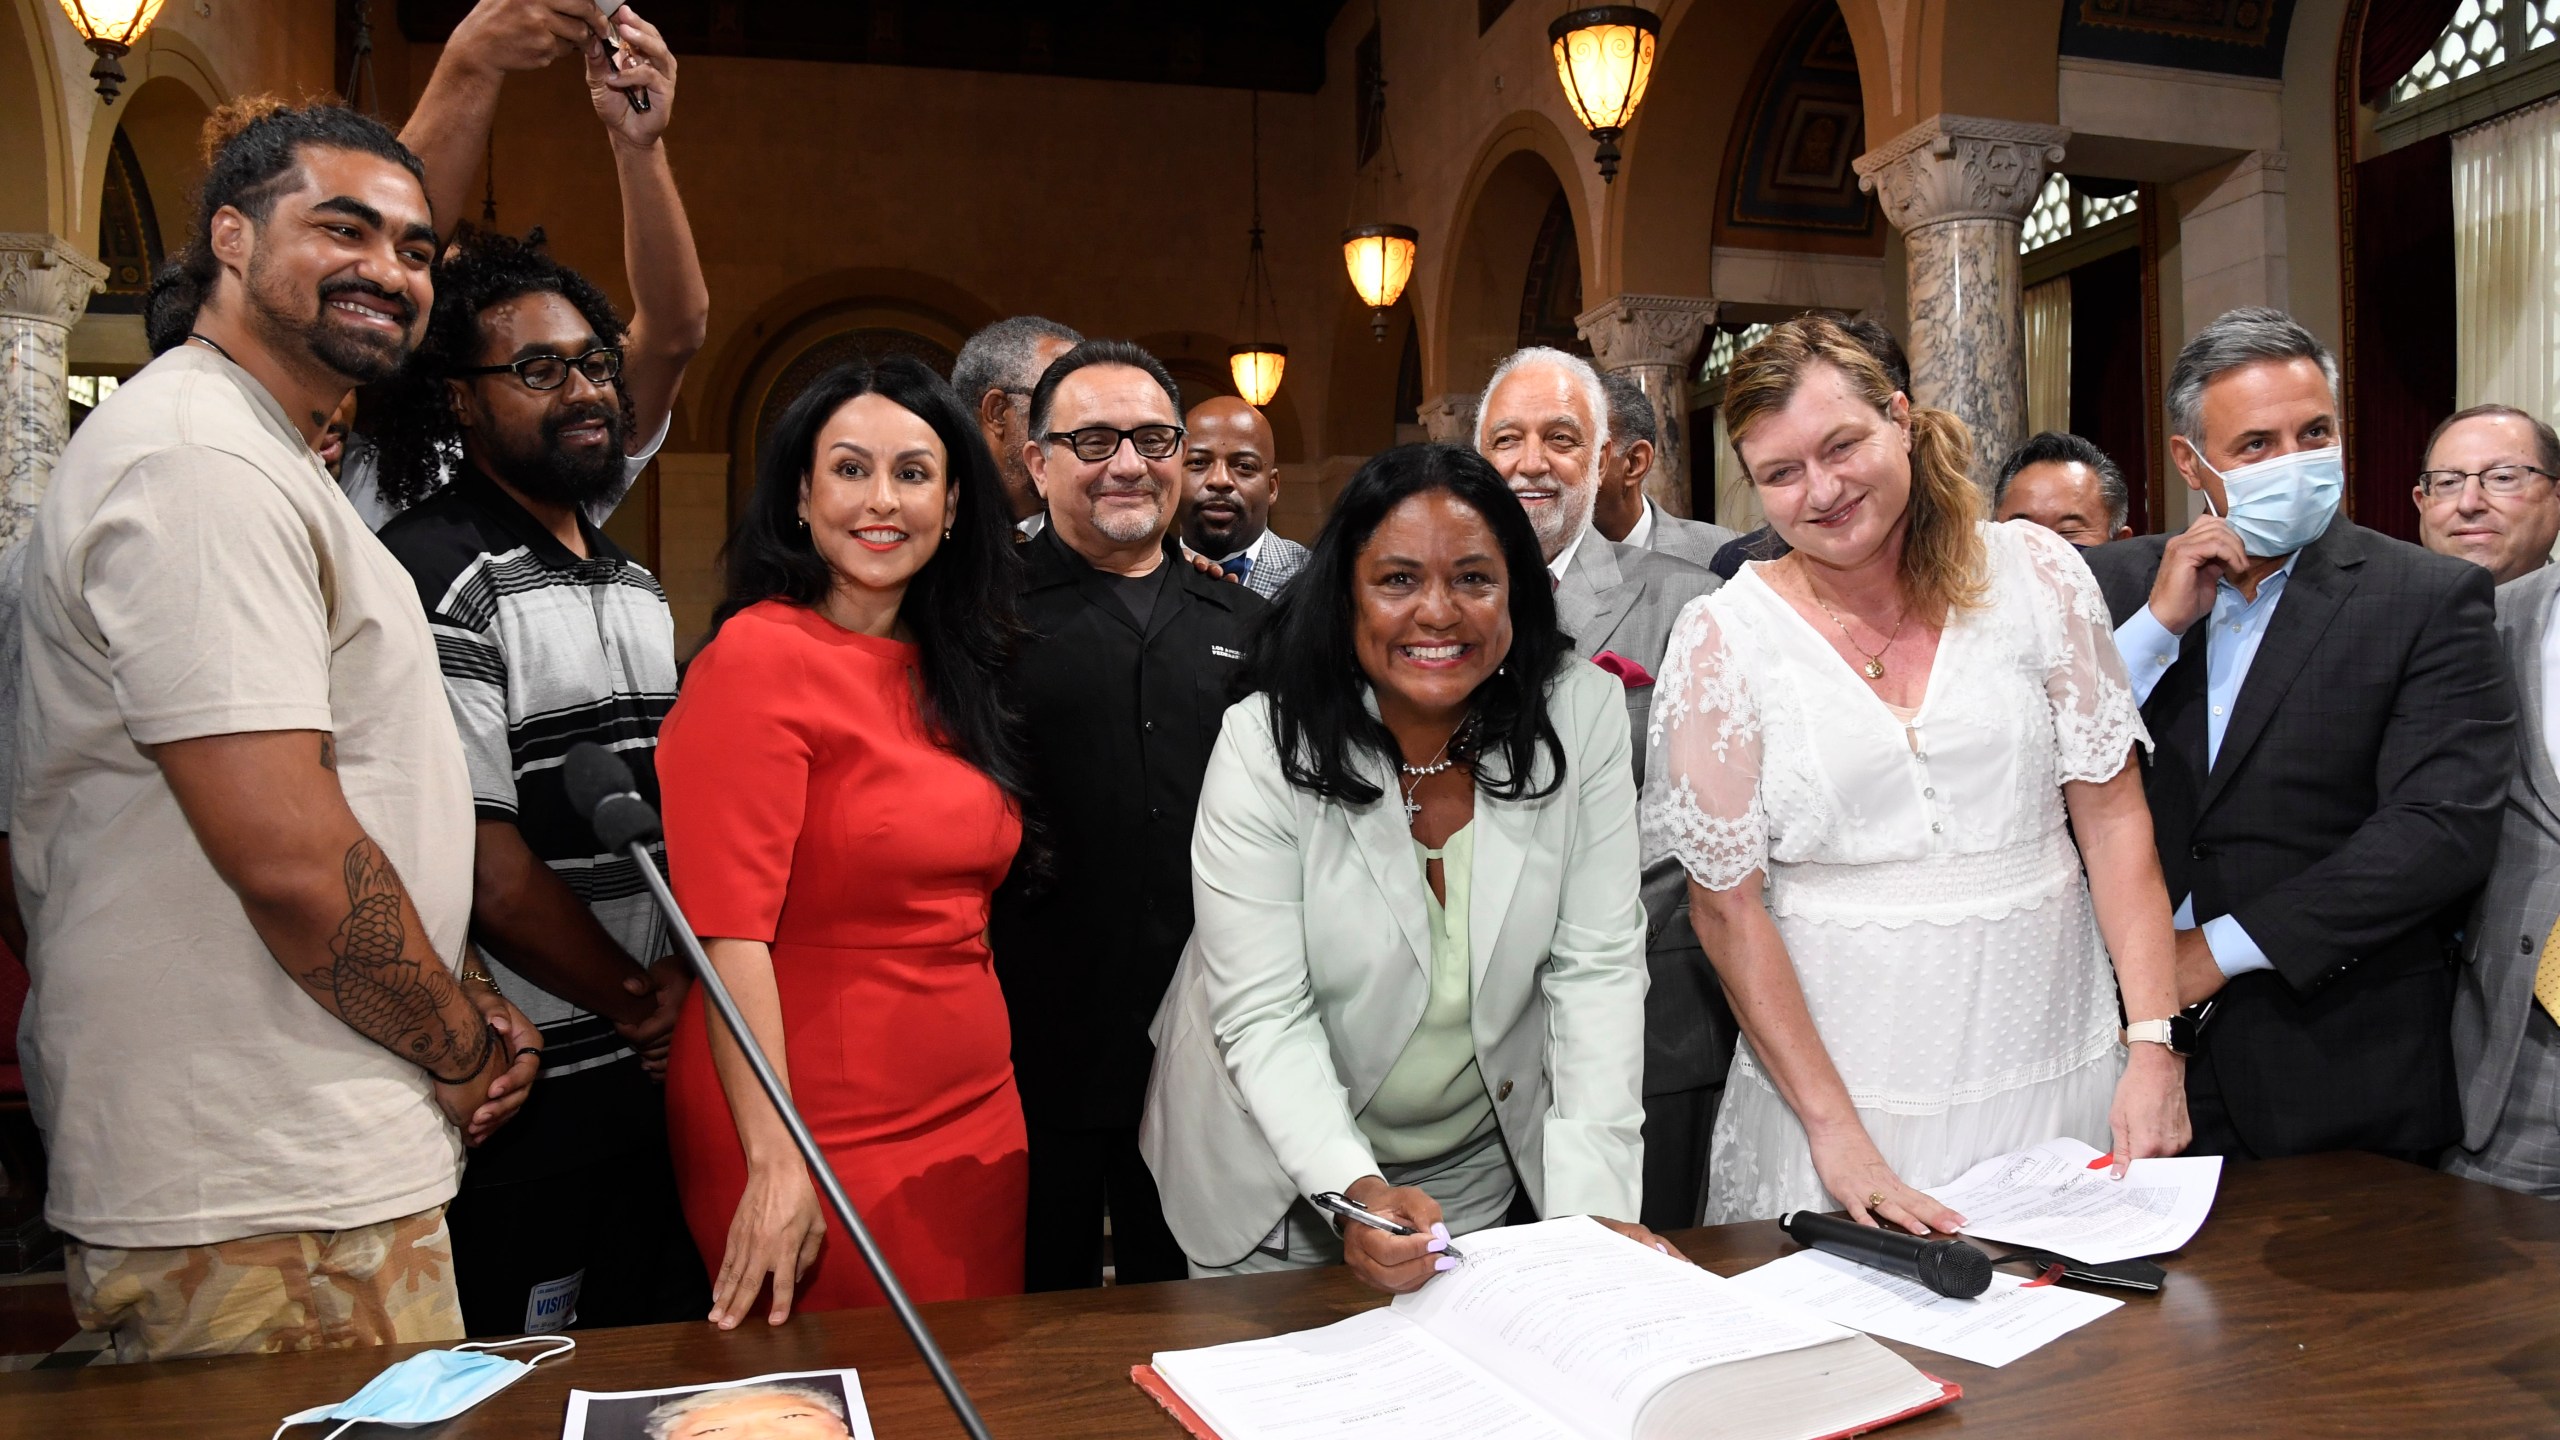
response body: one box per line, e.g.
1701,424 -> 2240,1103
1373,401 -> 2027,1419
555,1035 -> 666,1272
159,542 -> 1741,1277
1140,443 -> 1671,1293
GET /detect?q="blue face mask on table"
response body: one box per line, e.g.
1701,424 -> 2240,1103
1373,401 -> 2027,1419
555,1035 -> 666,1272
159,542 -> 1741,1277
272,1335 -> 575,1439
2187,440 -> 2343,558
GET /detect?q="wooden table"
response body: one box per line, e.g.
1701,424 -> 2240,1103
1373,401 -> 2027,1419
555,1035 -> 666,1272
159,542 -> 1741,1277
5,1153 -> 2555,1438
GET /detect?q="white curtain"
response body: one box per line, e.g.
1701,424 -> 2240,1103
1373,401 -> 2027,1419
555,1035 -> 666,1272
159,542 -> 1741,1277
2453,95 -> 2560,422
1711,405 -> 1764,533
2023,278 -> 2072,439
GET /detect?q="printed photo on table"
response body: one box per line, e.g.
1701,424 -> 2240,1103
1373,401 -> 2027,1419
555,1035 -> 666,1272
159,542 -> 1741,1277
560,1368 -> 873,1440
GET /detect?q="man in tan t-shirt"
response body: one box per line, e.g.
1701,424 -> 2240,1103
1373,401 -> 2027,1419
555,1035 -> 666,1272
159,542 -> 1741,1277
15,103 -> 540,1364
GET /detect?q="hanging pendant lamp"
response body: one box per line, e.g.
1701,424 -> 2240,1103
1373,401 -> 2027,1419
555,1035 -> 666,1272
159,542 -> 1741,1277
1550,6 -> 1660,183
1229,91 -> 1287,406
59,0 -> 167,103
1341,0 -> 1417,343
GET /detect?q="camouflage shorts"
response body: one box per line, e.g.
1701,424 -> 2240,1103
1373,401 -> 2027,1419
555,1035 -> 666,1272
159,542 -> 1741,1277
65,1205 -> 465,1364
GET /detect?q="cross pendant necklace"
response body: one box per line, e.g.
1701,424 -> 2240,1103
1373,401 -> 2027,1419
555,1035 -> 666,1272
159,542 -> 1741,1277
1399,728 -> 1464,824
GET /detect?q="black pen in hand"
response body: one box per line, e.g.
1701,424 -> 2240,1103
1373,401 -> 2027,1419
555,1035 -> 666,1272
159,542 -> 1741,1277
592,0 -> 652,112
1312,1191 -> 1466,1261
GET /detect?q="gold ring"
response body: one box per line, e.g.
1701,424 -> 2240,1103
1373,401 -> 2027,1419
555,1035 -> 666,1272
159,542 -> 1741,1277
1866,1190 -> 1886,1211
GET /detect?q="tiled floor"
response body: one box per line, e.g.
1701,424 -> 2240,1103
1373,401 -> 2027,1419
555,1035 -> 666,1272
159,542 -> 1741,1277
0,1266 -> 106,1371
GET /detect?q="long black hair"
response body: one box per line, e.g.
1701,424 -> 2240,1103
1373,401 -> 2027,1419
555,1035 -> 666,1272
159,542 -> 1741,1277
718,355 -> 1031,804
1240,442 -> 1571,807
356,226 -> 632,510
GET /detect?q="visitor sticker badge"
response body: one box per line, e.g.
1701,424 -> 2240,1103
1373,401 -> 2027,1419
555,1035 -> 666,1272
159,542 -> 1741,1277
525,1271 -> 584,1334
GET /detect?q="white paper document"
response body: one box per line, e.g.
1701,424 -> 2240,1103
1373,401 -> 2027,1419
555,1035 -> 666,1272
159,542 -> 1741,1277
1923,1137 -> 2221,1264
1725,1249 -> 2121,1369
1392,1217 -> 1853,1436
1151,1218 -> 1948,1440
1152,1307 -> 1583,1440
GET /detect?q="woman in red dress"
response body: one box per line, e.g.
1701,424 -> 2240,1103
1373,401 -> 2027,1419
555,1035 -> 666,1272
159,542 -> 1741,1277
656,356 -> 1029,1326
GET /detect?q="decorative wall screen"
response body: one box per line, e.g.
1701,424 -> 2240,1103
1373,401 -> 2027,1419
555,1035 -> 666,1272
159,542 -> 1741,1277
2021,175 -> 2142,255
2396,0 -> 2512,105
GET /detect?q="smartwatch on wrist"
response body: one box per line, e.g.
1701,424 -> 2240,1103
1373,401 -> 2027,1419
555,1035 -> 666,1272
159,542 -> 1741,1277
2124,1014 -> 2197,1057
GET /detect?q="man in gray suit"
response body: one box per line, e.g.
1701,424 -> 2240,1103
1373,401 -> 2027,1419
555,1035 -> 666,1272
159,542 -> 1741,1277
1475,346 -> 1731,1230
2449,558 -> 2560,1197
1593,370 -> 1738,569
1179,396 -> 1309,600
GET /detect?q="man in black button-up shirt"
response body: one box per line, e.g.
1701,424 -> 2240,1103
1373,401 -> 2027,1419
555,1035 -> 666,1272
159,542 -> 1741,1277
993,341 -> 1264,1289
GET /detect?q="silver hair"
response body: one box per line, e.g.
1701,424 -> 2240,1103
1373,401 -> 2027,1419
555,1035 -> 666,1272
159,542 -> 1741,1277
643,1382 -> 850,1440
951,315 -> 1083,409
1598,369 -> 1656,452
2166,307 -> 2340,449
1474,346 -> 1611,456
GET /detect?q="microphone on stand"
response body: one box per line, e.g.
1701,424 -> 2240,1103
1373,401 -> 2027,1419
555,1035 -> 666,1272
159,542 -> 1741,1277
1779,1210 -> 1993,1299
564,743 -> 995,1440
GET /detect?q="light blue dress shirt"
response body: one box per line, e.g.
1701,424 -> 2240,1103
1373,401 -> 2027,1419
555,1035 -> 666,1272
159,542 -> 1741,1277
2111,553 -> 2301,979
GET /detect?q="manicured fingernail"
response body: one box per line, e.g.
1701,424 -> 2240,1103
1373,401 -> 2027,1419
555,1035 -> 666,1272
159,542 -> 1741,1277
1654,1241 -> 1670,1254
1434,1256 -> 1457,1272
1430,1222 -> 1451,1243
1426,1236 -> 1447,1253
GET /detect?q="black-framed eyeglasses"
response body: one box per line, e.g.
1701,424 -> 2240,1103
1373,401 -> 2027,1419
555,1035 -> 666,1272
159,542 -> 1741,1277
2416,464 -> 2557,499
451,345 -> 624,392
1043,424 -> 1185,462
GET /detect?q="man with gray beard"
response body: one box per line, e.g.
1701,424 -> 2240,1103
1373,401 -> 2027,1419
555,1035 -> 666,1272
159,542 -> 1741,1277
992,340 -> 1265,1290
1475,345 -> 1729,1232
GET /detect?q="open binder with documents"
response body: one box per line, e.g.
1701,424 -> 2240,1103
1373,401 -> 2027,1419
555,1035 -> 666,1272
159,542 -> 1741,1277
1133,1217 -> 1957,1440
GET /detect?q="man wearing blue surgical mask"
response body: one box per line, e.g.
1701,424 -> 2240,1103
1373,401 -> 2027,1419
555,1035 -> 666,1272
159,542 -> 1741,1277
2084,306 -> 2514,1165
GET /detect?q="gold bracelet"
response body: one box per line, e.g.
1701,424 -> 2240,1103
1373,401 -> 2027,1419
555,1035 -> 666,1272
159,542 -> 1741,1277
458,961 -> 498,988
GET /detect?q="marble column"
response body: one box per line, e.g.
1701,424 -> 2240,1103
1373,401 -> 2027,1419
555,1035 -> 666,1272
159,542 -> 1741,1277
1577,294 -> 1718,518
0,234 -> 109,550
1417,392 -> 1477,447
1853,116 -> 2068,488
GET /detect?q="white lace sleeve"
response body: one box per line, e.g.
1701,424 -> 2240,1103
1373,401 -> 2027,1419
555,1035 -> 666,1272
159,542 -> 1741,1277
2011,520 -> 2151,784
1640,595 -> 1767,890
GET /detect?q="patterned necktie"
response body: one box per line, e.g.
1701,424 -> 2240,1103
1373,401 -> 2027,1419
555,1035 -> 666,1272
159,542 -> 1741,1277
1220,553 -> 1253,581
2538,918 -> 2560,1024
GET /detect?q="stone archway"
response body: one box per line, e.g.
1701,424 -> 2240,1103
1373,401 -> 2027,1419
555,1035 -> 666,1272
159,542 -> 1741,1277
1432,130 -> 1586,432
0,0 -> 66,236
74,74 -> 210,381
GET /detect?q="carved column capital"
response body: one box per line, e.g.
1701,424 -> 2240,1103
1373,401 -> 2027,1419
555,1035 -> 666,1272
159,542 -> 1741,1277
1853,115 -> 2070,232
1574,294 -> 1719,374
0,234 -> 108,330
1417,393 -> 1477,447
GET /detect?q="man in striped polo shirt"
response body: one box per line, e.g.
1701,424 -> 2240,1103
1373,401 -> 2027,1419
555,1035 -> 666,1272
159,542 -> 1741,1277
374,6 -> 709,1336
379,220 -> 707,1335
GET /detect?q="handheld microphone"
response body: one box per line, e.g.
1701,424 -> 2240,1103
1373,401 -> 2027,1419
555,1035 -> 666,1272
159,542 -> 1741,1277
1779,1210 -> 1993,1299
562,744 -> 663,852
564,743 -> 995,1440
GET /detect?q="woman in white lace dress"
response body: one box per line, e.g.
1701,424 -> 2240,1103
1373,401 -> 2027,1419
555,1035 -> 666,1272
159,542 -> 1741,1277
1643,317 -> 2190,1231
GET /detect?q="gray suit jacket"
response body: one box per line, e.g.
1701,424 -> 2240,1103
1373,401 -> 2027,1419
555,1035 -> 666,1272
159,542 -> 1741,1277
1643,507 -> 1741,573
1240,533 -> 1309,600
2456,561 -> 2560,1150
1555,535 -> 1734,1099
